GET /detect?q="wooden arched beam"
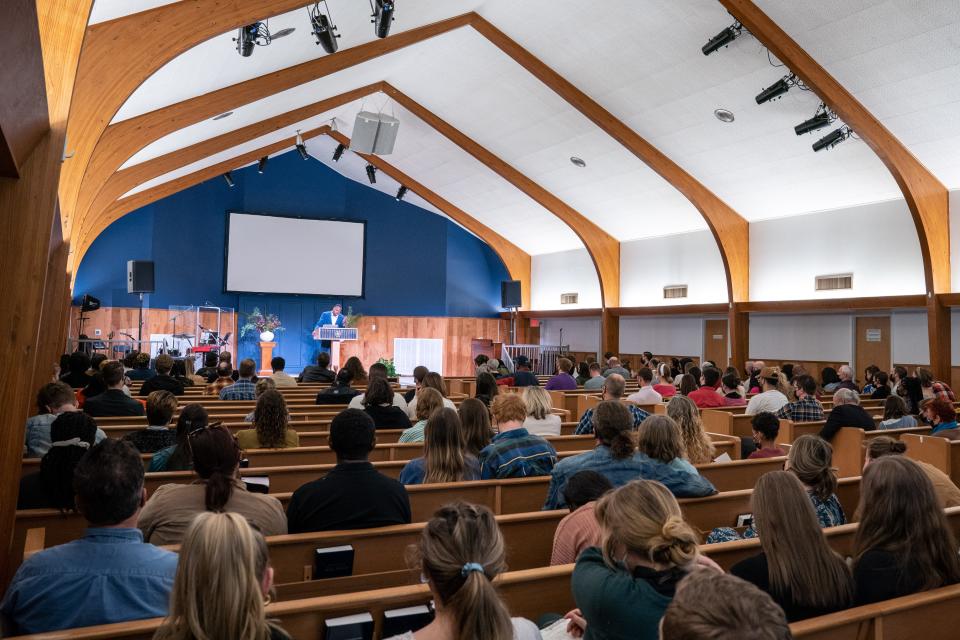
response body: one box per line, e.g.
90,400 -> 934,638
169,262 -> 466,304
67,12 -> 474,250
76,83 -> 384,252
382,84 -> 620,307
720,0 -> 952,379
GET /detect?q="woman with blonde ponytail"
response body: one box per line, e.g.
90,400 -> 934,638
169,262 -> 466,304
564,480 -> 717,640
153,511 -> 290,640
387,502 -> 541,640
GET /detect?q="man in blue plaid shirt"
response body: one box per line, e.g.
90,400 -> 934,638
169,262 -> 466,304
478,394 -> 557,479
575,374 -> 650,435
219,358 -> 257,400
776,374 -> 824,422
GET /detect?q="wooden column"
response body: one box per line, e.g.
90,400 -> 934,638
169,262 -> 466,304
29,205 -> 71,397
601,309 -> 619,359
258,342 -> 277,376
928,295 -> 951,383
728,303 -> 750,373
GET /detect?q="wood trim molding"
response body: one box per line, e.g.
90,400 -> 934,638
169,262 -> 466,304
721,0 -> 950,296
612,303 -> 730,317
382,84 -> 620,307
471,16 -> 749,304
325,129 -> 531,309
513,309 -> 603,319
76,84 -> 384,251
742,295 -> 927,314
937,293 -> 960,308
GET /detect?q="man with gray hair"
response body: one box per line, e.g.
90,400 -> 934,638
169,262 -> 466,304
575,373 -> 649,434
819,388 -> 874,441
601,357 -> 630,378
836,365 -> 860,392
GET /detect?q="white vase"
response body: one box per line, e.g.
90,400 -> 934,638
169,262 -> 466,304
259,330 -> 275,342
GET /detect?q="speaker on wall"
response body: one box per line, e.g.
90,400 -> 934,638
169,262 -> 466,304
127,260 -> 155,294
501,280 -> 521,309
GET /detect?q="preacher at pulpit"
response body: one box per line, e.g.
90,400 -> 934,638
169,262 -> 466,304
315,304 -> 346,352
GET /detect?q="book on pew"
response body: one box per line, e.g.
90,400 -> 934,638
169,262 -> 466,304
314,544 -> 354,579
712,452 -> 732,464
243,476 -> 269,494
381,604 -> 434,637
324,612 -> 373,640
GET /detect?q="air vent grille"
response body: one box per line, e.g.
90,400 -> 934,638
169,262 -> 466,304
560,293 -> 578,305
663,285 -> 688,299
815,273 -> 853,291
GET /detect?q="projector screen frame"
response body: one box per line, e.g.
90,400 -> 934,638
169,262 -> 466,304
222,210 -> 368,299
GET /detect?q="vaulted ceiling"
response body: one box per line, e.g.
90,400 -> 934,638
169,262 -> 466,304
64,0 -> 960,303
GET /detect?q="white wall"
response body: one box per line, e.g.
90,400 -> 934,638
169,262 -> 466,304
531,248 -> 602,310
619,316 -> 704,357
749,314 -> 853,362
892,311 -> 929,365
619,231 -> 728,306
750,199 -> 925,301
538,317 -> 600,353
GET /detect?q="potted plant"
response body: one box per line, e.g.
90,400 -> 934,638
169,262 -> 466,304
240,307 -> 285,342
344,305 -> 363,328
377,357 -> 397,377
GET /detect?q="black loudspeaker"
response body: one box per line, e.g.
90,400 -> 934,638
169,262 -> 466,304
127,260 -> 155,294
501,280 -> 521,308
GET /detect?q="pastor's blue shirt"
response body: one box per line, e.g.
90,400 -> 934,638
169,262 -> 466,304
316,311 -> 345,329
0,527 -> 177,634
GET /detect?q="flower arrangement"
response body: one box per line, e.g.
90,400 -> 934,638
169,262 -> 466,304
377,357 -> 397,377
240,307 -> 285,337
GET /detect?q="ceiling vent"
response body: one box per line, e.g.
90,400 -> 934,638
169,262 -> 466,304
560,292 -> 579,305
663,285 -> 688,299
815,273 -> 853,291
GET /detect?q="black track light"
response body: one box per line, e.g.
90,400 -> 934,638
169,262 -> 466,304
702,21 -> 743,56
257,156 -> 268,174
332,143 -> 346,162
372,0 -> 395,38
365,164 -> 377,184
755,73 -> 796,105
794,103 -> 835,136
295,130 -> 309,160
812,126 -> 853,152
223,171 -> 235,187
309,1 -> 340,54
395,186 -> 407,201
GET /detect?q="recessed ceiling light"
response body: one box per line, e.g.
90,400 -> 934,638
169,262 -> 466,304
212,111 -> 234,121
570,156 -> 586,167
714,108 -> 735,123
271,27 -> 296,39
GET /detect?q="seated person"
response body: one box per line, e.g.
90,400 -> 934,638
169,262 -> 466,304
399,408 -> 480,484
125,351 -> 156,381
478,394 -> 557,479
84,361 -> 145,417
686,367 -> 725,408
819,388 -> 876,441
545,402 -> 716,510
405,372 -> 455,418
194,352 -> 219,383
297,351 -> 335,384
635,415 -> 703,475
18,412 -> 99,510
550,470 -> 613,565
315,367 -> 361,404
575,374 -> 649,435
474,371 -> 500,407
748,412 -> 787,459
922,397 -> 959,436
864,436 -> 960,508
665,395 -> 715,465
776,375 -> 824,422
123,390 -> 178,453
25,381 -> 105,457
149,404 -> 208,472
870,370 -> 891,399
286,409 -> 411,532
243,378 -> 279,422
835,365 -> 860,392
745,367 -> 789,415
651,363 -> 676,398
459,397 -> 494,455
879,395 -> 917,430
205,362 -> 235,396
626,367 -> 662,404
268,356 -> 297,387
601,356 -> 630,378
138,425 -> 287,545
398,387 -> 444,443
348,362 -> 409,411
59,351 -> 93,388
720,372 -> 745,406
170,358 -> 200,387
218,358 -> 257,400
235,389 -> 300,449
583,362 -> 606,390
521,386 -> 562,436
510,355 -> 540,387
545,357 -> 578,391
361,377 -> 413,430
137,353 -> 185,396
403,365 -> 429,403
1,440 -> 177,634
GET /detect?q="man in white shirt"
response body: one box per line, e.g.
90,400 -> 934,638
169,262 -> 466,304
347,362 -> 408,412
627,367 -> 662,404
268,357 -> 298,387
745,366 -> 789,415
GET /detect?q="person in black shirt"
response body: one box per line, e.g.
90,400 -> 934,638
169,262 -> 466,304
819,388 -> 876,441
286,409 -> 411,533
195,352 -> 219,383
19,412 -> 99,509
138,354 -> 185,396
511,355 -> 539,387
60,352 -> 93,389
125,352 -> 156,381
362,377 -> 412,430
84,361 -> 145,417
123,390 -> 178,453
315,368 -> 360,405
298,352 -> 336,384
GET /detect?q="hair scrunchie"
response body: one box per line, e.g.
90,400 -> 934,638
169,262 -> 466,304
460,562 -> 484,577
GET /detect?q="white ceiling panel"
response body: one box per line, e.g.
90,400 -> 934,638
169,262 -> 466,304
89,0 -> 182,25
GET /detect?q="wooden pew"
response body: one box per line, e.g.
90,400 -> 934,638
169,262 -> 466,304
903,433 -> 960,486
830,426 -> 933,478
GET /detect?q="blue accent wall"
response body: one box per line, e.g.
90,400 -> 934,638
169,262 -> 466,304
75,150 -> 510,369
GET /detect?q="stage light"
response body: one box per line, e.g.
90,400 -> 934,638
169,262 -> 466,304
755,73 -> 796,105
702,21 -> 743,56
332,143 -> 346,162
257,156 -> 268,174
295,130 -> 309,160
223,171 -> 235,187
309,1 -> 340,54
372,0 -> 395,38
794,102 -> 834,136
812,126 -> 853,152
395,186 -> 407,201
365,164 -> 377,184
233,21 -> 291,57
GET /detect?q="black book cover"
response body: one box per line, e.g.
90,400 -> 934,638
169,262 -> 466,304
314,544 -> 354,580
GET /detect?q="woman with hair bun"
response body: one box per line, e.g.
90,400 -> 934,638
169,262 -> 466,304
564,480 -> 717,640
385,502 -> 540,639
864,436 -> 960,507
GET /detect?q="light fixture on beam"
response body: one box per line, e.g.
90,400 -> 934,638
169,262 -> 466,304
365,164 -> 377,184
794,102 -> 835,135
371,0 -> 395,38
257,156 -> 268,174
295,130 -> 309,160
395,186 -> 407,201
812,126 -> 853,152
223,171 -> 235,187
702,20 -> 743,56
756,73 -> 797,105
309,1 -> 340,54
332,143 -> 346,162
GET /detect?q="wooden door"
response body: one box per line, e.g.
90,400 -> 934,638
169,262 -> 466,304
855,316 -> 891,382
704,319 -> 729,367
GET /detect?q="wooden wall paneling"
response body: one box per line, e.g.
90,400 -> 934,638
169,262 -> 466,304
470,16 -> 748,304
721,0 -> 950,299
854,316 -> 891,378
69,13 -> 474,257
382,84 -> 621,308
742,296 -> 927,314
31,205 -> 71,396
928,295 -> 951,383
325,130 -> 532,309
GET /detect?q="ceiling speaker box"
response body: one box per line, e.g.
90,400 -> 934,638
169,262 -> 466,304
350,111 -> 400,155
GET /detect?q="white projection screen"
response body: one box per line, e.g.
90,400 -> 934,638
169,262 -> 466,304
225,212 -> 365,296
